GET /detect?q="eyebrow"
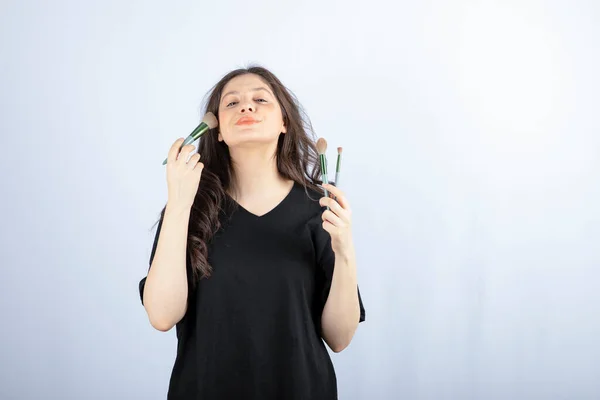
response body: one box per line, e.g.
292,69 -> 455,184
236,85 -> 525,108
221,87 -> 274,99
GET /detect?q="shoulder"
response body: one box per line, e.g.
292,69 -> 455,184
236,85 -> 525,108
285,181 -> 329,238
290,180 -> 326,215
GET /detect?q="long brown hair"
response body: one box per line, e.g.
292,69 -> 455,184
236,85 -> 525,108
155,66 -> 325,287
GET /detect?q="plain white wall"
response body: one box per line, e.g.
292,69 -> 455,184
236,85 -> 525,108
1,0 -> 598,399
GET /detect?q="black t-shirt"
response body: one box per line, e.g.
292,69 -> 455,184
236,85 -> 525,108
139,181 -> 366,399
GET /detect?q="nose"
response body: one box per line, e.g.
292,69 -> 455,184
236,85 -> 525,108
240,100 -> 254,113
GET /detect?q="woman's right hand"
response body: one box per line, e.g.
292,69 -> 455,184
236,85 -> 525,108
165,138 -> 204,211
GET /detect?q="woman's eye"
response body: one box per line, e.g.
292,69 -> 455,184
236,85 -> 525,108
255,98 -> 267,103
226,101 -> 238,107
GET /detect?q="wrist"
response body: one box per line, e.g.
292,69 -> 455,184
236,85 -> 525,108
335,243 -> 356,263
165,202 -> 192,216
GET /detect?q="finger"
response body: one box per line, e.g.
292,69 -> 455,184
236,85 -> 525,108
322,183 -> 346,204
319,196 -> 348,221
322,220 -> 334,234
187,153 -> 200,169
322,183 -> 350,211
326,181 -> 336,199
193,161 -> 204,172
167,138 -> 185,163
322,209 -> 344,227
177,144 -> 196,163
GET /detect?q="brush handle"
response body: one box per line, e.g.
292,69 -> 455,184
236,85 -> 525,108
319,153 -> 330,210
162,135 -> 196,165
322,175 -> 330,199
334,152 -> 342,187
162,122 -> 210,165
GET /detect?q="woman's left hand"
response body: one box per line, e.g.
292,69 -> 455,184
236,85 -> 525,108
319,183 -> 354,257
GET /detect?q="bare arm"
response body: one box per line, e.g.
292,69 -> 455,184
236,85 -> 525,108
142,204 -> 191,331
320,245 -> 361,352
143,139 -> 203,331
318,183 -> 361,352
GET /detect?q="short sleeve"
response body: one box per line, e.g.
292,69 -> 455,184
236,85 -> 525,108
138,215 -> 164,305
312,212 -> 366,324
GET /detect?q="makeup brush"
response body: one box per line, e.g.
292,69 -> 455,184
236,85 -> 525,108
162,112 -> 219,165
316,137 -> 330,210
334,146 -> 343,187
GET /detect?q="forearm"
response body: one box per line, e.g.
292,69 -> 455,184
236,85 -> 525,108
320,245 -> 360,352
143,204 -> 190,331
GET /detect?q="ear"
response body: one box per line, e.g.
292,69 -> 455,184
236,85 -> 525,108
218,131 -> 223,142
281,123 -> 287,134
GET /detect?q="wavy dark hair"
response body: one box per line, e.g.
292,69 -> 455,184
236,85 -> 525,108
154,65 -> 325,287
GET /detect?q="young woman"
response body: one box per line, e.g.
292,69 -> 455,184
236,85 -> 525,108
139,66 -> 365,399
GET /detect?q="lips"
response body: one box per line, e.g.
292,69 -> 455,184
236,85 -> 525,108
235,116 -> 258,125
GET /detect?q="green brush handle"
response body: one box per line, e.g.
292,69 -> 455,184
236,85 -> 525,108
335,153 -> 341,186
319,154 -> 330,210
162,122 -> 211,165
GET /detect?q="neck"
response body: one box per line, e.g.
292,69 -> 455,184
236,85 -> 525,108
229,145 -> 288,200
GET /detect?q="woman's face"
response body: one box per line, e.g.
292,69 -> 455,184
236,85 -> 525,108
217,73 -> 287,147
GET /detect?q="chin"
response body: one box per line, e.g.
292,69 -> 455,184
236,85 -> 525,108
225,131 -> 281,147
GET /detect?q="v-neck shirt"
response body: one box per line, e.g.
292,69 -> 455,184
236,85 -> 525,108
139,181 -> 366,399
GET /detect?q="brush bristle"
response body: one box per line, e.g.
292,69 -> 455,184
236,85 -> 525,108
316,138 -> 328,154
337,147 -> 342,154
203,112 -> 219,129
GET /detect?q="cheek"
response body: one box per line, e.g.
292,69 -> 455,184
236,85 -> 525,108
265,107 -> 285,128
217,108 -> 227,122
217,110 -> 233,131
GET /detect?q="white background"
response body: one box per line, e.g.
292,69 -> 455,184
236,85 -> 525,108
1,0 -> 598,399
